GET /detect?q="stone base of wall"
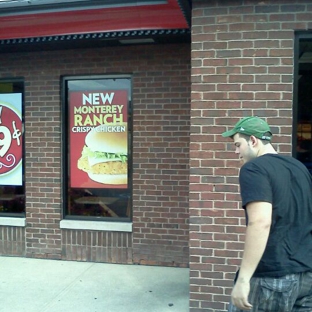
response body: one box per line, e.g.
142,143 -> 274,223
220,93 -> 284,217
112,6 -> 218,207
61,230 -> 132,264
0,226 -> 188,267
0,226 -> 25,256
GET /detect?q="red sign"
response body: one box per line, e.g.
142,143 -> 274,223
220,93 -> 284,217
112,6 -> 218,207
69,90 -> 128,189
0,94 -> 23,185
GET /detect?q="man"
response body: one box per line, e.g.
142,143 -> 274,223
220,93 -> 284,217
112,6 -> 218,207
222,116 -> 312,312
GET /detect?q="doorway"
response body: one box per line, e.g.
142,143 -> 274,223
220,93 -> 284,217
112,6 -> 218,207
294,33 -> 312,174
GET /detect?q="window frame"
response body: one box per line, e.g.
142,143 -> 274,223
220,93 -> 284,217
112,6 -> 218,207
293,32 -> 312,174
61,74 -> 133,222
0,78 -> 25,218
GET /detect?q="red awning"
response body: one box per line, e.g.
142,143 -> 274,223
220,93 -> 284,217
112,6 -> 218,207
0,0 -> 190,40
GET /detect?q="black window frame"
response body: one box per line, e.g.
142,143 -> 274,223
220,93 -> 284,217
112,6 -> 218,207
61,74 -> 133,222
293,32 -> 312,175
0,78 -> 25,217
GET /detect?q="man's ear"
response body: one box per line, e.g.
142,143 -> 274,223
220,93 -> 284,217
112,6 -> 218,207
249,135 -> 258,146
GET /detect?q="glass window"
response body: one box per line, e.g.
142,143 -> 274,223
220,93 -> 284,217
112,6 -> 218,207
294,34 -> 312,175
0,80 -> 25,216
62,75 -> 132,221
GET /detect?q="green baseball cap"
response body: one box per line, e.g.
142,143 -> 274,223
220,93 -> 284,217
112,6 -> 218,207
222,116 -> 272,141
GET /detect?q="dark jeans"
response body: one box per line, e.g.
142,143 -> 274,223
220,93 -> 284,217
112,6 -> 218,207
228,271 -> 312,312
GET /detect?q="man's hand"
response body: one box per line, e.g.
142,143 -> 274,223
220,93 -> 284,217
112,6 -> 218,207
231,279 -> 253,310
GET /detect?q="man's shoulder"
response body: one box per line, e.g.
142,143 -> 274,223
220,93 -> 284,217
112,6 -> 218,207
241,154 -> 294,173
249,154 -> 298,165
242,154 -> 310,176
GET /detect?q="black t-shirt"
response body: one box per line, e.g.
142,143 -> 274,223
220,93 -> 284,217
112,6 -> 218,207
239,154 -> 312,277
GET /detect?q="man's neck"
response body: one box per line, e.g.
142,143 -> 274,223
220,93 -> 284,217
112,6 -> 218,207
257,143 -> 277,157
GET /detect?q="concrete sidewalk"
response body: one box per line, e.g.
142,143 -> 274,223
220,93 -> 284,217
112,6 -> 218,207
0,256 -> 189,312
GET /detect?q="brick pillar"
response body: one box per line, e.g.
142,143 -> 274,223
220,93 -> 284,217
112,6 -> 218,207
189,0 -> 305,310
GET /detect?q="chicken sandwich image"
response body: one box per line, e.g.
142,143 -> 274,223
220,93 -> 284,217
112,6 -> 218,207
77,123 -> 128,185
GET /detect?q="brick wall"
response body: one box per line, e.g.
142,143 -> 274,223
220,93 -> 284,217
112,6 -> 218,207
0,43 -> 190,266
190,0 -> 308,310
132,46 -> 190,267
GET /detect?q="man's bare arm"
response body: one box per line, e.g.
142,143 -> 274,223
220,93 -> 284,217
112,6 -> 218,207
231,201 -> 272,310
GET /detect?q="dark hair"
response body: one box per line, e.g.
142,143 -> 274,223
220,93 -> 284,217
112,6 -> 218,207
237,132 -> 272,145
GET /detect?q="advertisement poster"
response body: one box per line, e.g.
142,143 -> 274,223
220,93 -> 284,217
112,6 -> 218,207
0,93 -> 23,186
69,90 -> 128,189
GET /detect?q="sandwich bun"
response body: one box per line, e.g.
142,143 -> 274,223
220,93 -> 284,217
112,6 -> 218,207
87,172 -> 127,185
85,123 -> 127,154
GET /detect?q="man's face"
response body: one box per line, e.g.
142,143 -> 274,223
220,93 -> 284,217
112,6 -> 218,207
233,133 -> 257,164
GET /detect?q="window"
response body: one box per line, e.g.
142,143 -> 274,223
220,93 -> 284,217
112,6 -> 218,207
62,75 -> 132,221
294,33 -> 312,175
0,79 -> 25,216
